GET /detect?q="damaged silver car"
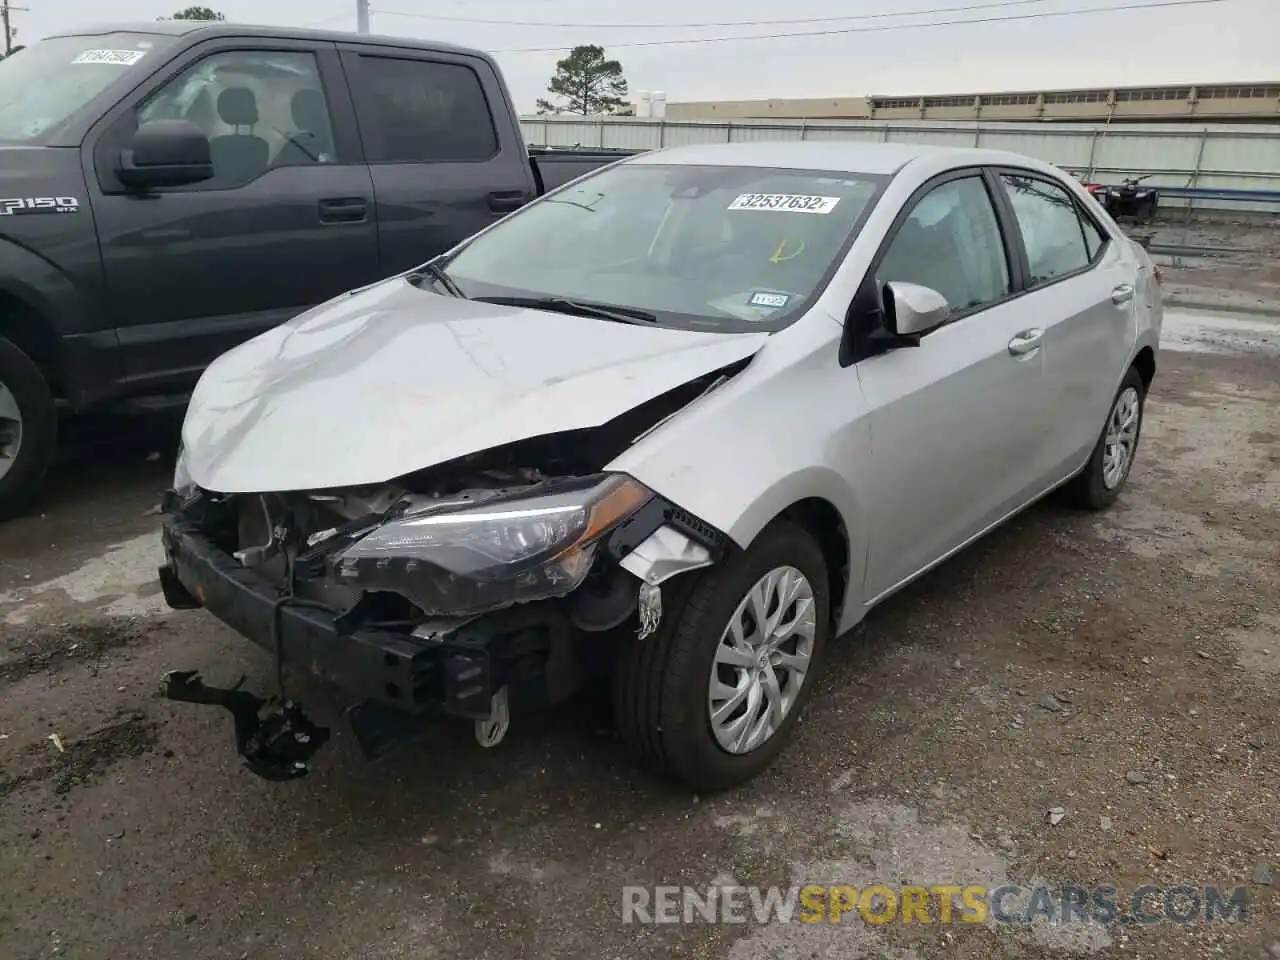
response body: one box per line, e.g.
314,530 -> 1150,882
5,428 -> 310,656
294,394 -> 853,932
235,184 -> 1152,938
158,141 -> 1162,790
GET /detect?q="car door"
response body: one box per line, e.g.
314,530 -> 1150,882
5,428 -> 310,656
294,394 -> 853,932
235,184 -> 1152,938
337,45 -> 537,277
993,170 -> 1137,481
88,37 -> 379,392
852,170 -> 1051,601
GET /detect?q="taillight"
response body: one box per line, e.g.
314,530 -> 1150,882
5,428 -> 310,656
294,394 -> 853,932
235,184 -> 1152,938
1152,264 -> 1163,285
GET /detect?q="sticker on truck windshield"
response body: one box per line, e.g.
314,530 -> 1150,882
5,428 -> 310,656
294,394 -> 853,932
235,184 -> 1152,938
72,49 -> 147,66
0,197 -> 80,216
728,193 -> 840,214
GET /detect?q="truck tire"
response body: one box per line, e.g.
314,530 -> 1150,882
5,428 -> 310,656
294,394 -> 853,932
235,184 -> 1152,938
0,334 -> 57,521
613,520 -> 830,792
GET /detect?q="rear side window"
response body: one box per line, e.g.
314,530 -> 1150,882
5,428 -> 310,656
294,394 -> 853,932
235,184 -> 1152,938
1081,211 -> 1108,260
1000,174 -> 1093,284
356,56 -> 497,163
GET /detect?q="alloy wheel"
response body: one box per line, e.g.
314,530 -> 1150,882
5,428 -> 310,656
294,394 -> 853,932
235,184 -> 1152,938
0,380 -> 22,483
708,565 -> 817,755
1102,385 -> 1141,490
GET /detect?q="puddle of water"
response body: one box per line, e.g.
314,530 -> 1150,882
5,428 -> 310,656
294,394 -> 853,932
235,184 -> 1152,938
1160,310 -> 1280,357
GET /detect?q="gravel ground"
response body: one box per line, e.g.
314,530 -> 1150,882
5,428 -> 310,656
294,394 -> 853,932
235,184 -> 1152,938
1,300 -> 1279,958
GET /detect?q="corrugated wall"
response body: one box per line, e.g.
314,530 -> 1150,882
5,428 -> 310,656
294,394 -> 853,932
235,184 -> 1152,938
521,116 -> 1280,211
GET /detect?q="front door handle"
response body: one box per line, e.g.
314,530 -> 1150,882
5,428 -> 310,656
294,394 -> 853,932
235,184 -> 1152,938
1111,282 -> 1136,305
318,197 -> 368,223
1008,328 -> 1044,357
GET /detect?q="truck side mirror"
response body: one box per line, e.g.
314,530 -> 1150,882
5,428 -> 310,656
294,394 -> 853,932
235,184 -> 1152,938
117,120 -> 215,190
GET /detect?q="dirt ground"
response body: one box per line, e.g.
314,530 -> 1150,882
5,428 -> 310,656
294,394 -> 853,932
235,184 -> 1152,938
2,239 -> 1279,958
1144,214 -> 1280,316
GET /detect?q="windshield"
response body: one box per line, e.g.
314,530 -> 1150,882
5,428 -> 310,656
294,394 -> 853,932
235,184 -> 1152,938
0,33 -> 175,143
444,163 -> 887,331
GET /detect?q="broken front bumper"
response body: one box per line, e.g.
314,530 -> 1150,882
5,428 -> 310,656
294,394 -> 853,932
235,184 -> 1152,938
158,513 -> 530,761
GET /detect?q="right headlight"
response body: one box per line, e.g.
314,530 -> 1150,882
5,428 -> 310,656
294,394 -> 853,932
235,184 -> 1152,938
330,473 -> 652,616
171,442 -> 199,503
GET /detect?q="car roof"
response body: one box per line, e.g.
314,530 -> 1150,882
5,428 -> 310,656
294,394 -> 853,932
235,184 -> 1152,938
625,140 -> 1049,177
47,20 -> 491,62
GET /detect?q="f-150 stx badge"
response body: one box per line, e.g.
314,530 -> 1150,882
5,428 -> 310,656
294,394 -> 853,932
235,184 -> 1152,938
0,197 -> 80,216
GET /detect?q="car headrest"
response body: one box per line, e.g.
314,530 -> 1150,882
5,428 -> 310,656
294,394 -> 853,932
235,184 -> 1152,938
217,87 -> 259,127
290,88 -> 327,132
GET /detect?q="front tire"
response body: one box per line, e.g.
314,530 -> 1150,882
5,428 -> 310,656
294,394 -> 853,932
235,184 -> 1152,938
613,520 -> 830,792
0,335 -> 57,521
1065,365 -> 1146,510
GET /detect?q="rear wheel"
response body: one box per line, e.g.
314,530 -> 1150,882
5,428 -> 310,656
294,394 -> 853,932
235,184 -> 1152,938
0,335 -> 57,521
613,520 -> 830,792
1065,365 -> 1145,510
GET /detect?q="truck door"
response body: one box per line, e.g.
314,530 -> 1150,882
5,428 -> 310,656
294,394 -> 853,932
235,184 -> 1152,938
87,37 -> 380,393
336,44 -> 536,276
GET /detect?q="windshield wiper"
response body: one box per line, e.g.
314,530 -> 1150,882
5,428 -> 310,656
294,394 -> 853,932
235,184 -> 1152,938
407,261 -> 467,298
472,295 -> 658,325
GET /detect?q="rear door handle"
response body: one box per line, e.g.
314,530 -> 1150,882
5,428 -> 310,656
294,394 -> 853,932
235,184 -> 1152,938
1111,282 -> 1136,304
1008,328 -> 1044,357
488,191 -> 526,215
318,197 -> 368,223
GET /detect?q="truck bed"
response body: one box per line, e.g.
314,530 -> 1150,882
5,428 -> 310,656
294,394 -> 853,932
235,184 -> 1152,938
529,147 -> 643,194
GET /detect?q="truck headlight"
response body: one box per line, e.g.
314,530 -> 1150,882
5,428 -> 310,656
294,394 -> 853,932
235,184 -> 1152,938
331,474 -> 652,616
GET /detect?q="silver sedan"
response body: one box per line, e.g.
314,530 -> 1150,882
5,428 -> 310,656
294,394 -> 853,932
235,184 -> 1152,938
164,141 -> 1162,790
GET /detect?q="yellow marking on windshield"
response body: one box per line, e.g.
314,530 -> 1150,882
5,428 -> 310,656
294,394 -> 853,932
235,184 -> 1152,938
769,238 -> 806,264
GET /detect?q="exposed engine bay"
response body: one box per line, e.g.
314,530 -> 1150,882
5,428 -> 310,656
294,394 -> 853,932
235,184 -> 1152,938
194,364 -> 738,634
158,364 -> 740,778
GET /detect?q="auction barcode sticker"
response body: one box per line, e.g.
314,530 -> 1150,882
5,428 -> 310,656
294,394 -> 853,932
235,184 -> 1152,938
728,193 -> 840,214
72,49 -> 148,66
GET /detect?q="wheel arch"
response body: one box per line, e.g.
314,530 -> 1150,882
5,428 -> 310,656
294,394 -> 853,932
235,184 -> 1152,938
773,496 -> 852,630
0,291 -> 66,397
1131,344 -> 1156,392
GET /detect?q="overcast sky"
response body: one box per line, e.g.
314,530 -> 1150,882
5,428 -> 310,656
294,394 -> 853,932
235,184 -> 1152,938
20,0 -> 1275,112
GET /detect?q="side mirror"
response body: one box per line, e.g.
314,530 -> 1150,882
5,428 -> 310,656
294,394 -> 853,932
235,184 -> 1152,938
883,281 -> 949,336
117,120 -> 214,190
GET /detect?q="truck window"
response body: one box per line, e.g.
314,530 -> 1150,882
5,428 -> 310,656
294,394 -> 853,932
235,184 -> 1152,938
137,49 -> 337,187
354,56 -> 498,163
0,33 -> 176,143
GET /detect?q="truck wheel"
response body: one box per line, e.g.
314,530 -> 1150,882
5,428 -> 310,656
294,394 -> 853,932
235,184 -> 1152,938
614,520 -> 830,792
1064,365 -> 1145,510
0,334 -> 57,521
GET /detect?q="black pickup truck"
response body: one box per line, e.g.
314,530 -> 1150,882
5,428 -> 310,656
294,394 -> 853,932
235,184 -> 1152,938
0,20 -> 634,518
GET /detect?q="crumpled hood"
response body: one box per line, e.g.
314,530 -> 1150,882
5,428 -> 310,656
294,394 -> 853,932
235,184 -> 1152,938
182,276 -> 769,492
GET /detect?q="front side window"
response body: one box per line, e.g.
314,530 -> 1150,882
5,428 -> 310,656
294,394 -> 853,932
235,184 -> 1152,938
443,163 -> 887,332
876,176 -> 1011,316
1000,174 -> 1092,283
0,33 -> 176,143
138,49 -> 336,187
356,56 -> 498,163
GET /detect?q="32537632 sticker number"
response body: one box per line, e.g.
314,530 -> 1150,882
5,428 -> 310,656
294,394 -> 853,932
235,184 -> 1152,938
727,194 -> 840,214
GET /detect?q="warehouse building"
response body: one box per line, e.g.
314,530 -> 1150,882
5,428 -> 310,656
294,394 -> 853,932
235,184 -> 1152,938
666,81 -> 1280,124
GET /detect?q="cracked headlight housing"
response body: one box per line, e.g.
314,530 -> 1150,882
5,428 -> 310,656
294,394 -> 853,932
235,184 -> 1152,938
172,443 -> 199,503
331,474 -> 652,616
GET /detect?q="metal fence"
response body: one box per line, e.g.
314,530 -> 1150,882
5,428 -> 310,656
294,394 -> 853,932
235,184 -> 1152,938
520,116 -> 1280,213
